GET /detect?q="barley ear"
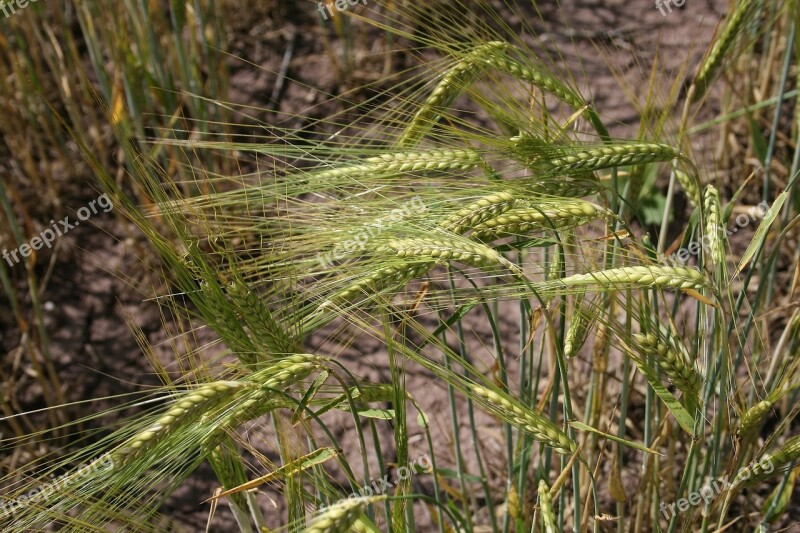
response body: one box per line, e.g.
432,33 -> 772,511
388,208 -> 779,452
538,480 -> 560,533
692,0 -> 756,102
732,434 -> 800,488
703,185 -> 724,265
438,191 -> 516,235
303,497 -> 383,533
736,399 -> 773,439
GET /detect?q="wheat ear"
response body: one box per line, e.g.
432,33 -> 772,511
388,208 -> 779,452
634,333 -> 702,411
470,385 -> 576,455
438,191 -> 516,235
112,381 -> 246,466
559,265 -> 709,292
538,479 -> 559,533
692,0 -> 755,102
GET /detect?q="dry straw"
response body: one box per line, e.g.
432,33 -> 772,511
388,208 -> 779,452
470,385 -> 576,455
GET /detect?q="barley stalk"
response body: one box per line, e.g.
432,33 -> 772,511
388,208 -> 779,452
438,191 -> 516,235
703,185 -> 724,264
634,333 -> 702,411
559,265 -> 709,292
692,0 -> 756,102
382,236 -> 521,274
736,399 -> 773,439
539,143 -> 679,175
399,41 -> 508,146
732,434 -> 800,488
538,479 -> 559,533
470,385 -> 576,455
112,381 -> 246,466
470,200 -> 610,240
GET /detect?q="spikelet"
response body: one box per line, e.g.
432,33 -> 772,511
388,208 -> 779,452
732,435 -> 800,488
399,41 -> 508,146
692,0 -> 756,102
112,381 -> 246,466
304,497 -> 376,533
633,333 -> 702,411
311,149 -> 485,183
227,279 -> 296,357
538,480 -> 559,533
382,237 -> 521,275
438,192 -> 516,235
736,399 -> 773,439
703,185 -> 724,264
539,143 -> 679,176
470,200 -> 610,240
559,265 -> 709,292
470,385 -> 576,455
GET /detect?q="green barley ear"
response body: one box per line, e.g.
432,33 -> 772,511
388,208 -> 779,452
112,381 -> 247,467
398,41 -> 509,147
303,497 -> 385,533
691,0 -> 756,102
538,479 -> 559,533
703,185 -> 724,265
564,296 -> 592,358
736,399 -> 773,439
557,265 -> 710,293
732,434 -> 800,488
205,433 -> 259,531
470,385 -> 576,455
673,167 -> 701,208
518,143 -> 680,177
470,199 -> 611,241
633,332 -> 702,412
227,279 -> 297,358
318,261 -> 435,310
438,191 -> 516,235
382,236 -> 522,274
